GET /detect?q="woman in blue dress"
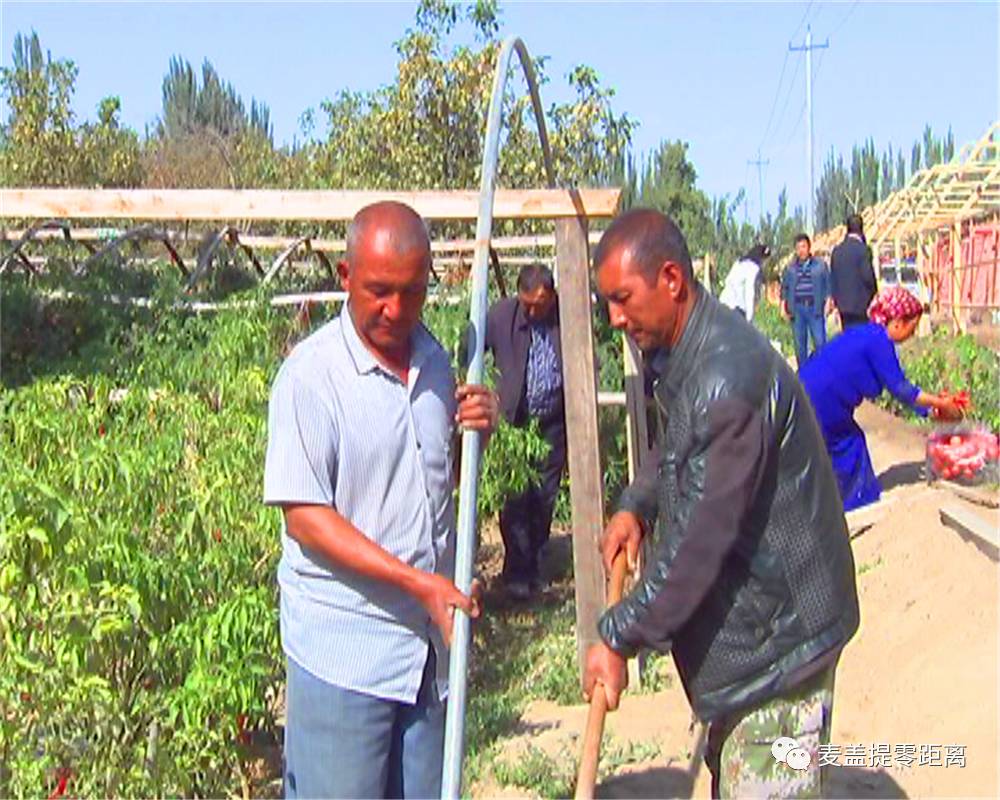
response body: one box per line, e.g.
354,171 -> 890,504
799,287 -> 963,511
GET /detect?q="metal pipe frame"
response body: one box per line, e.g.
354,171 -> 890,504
441,36 -> 556,800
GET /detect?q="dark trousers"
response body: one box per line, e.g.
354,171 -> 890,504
838,311 -> 868,329
499,412 -> 567,583
792,302 -> 826,367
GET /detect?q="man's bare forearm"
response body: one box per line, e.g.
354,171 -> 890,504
282,504 -> 427,598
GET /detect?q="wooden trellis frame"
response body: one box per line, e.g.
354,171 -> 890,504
812,123 -> 1000,331
1,216 -> 606,287
1,185 -> 635,681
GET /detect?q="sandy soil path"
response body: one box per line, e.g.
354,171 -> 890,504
484,403 -> 998,798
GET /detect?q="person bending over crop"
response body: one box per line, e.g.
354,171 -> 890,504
798,286 -> 964,511
263,201 -> 499,799
585,208 -> 860,799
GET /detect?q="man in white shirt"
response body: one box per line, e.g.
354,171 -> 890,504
719,243 -> 770,322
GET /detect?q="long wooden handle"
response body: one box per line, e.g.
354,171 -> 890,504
575,553 -> 630,800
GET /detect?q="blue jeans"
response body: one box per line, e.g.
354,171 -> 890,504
792,302 -> 826,367
284,649 -> 444,799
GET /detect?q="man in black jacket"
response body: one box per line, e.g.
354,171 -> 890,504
485,264 -> 566,600
830,214 -> 877,329
585,209 -> 859,799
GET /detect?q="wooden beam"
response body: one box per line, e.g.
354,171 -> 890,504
952,220 -> 964,332
0,187 -> 621,222
596,391 -> 626,407
622,333 -> 652,689
622,335 -> 651,483
555,214 -> 607,681
939,503 -> 999,561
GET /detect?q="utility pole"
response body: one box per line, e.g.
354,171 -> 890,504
790,25 -> 829,234
748,149 -> 770,224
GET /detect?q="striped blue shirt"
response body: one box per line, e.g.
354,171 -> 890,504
263,308 -> 457,703
525,322 -> 563,419
794,259 -> 816,302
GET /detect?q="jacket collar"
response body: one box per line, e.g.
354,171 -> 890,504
657,286 -> 714,401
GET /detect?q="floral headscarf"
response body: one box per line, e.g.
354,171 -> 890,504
867,286 -> 923,325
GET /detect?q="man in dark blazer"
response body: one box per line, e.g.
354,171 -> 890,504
485,263 -> 566,600
830,214 -> 877,329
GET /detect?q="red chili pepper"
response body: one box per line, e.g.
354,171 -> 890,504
98,424 -> 106,437
48,769 -> 71,800
236,713 -> 251,745
212,528 -> 222,543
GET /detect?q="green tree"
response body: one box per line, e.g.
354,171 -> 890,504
145,55 -> 283,189
0,30 -> 80,185
0,30 -> 143,187
316,0 -> 634,209
158,56 -> 272,141
628,139 -> 713,254
756,188 -> 806,280
813,125 -> 960,232
78,96 -> 144,187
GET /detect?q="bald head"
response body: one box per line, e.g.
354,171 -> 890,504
338,202 -> 432,362
593,208 -> 693,285
345,201 -> 431,270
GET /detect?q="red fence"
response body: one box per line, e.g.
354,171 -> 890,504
928,218 -> 1000,322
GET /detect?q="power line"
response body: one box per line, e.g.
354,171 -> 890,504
790,0 -> 816,41
775,51 -> 827,154
831,0 -> 860,38
748,150 -> 770,223
758,50 -> 790,151
789,24 -> 829,234
768,54 -> 803,151
742,162 -> 751,224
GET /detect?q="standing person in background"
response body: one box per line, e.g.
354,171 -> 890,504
830,214 -> 877,330
486,263 -> 566,601
781,233 -> 833,367
719,243 -> 771,322
799,287 -> 963,511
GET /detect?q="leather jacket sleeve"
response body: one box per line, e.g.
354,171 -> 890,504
598,393 -> 771,657
616,444 -> 662,531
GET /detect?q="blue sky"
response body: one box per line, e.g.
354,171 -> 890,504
1,1 -> 997,221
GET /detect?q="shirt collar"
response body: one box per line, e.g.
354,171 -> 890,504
340,305 -> 432,383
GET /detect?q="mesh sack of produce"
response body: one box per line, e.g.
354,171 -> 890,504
926,424 -> 1000,485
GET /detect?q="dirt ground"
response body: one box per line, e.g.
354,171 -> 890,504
487,403 -> 999,798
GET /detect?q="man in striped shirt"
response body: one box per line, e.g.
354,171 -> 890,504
780,233 -> 832,367
263,202 -> 499,799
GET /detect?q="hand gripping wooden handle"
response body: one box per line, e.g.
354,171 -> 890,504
575,553 -> 630,799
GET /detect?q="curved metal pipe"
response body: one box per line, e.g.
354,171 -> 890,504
441,36 -> 555,799
78,224 -> 187,277
1,219 -> 71,275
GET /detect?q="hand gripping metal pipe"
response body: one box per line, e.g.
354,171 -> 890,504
441,36 -> 555,800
